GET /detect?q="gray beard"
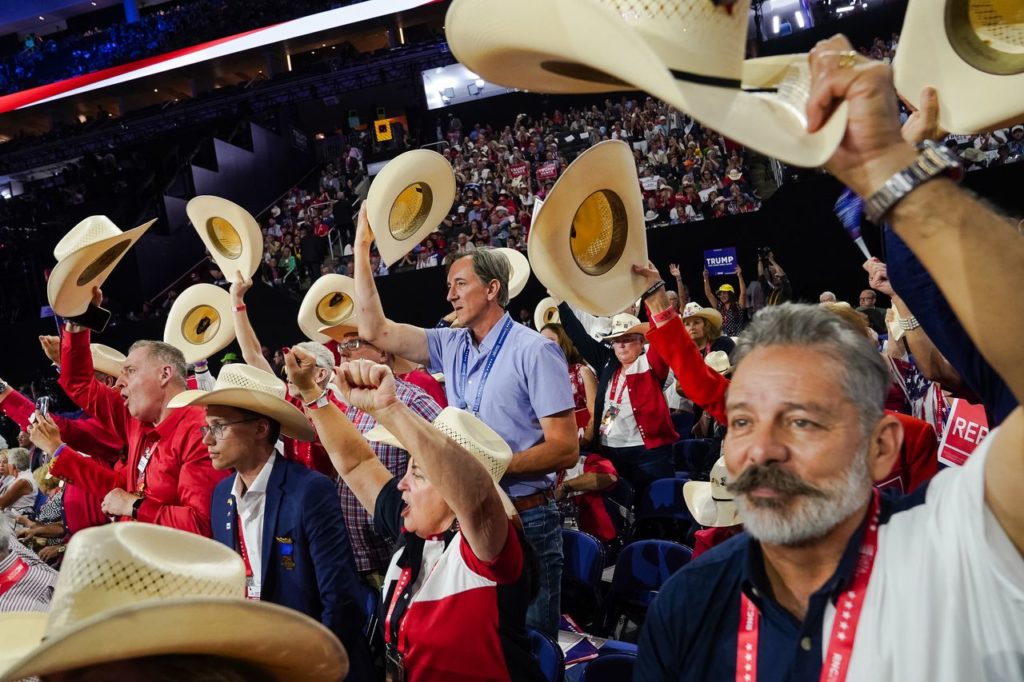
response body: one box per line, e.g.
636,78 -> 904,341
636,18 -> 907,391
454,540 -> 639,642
735,448 -> 874,546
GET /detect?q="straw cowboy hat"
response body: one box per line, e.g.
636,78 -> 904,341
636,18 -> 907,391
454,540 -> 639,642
445,0 -> 848,168
186,196 -> 263,282
47,216 -> 157,317
895,0 -> 1024,133
683,302 -> 723,333
90,344 -> 125,378
168,363 -> 315,441
534,296 -> 561,331
164,283 -> 236,365
683,456 -> 741,528
364,405 -> 518,517
0,524 -> 347,682
528,141 -> 648,317
494,247 -> 530,300
367,149 -> 456,266
299,274 -> 357,344
601,313 -> 649,342
704,350 -> 733,375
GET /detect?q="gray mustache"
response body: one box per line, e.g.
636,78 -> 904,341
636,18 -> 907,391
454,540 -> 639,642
726,465 -> 827,498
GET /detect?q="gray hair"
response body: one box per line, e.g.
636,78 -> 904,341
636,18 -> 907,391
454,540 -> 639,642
6,447 -> 30,472
732,304 -> 888,435
129,340 -> 187,383
463,249 -> 512,308
291,342 -> 335,372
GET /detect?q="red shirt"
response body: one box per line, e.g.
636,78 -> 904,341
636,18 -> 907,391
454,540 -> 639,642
575,454 -> 618,543
282,388 -> 345,477
400,369 -> 448,409
51,328 -> 228,536
692,525 -> 743,560
0,388 -> 123,463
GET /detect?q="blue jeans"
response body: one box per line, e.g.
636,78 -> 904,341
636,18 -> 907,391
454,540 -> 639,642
520,499 -> 563,636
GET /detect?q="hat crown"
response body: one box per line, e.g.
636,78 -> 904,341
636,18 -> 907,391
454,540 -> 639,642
704,350 -> 731,374
53,216 -> 124,261
682,302 -> 703,317
213,364 -> 287,400
709,456 -> 734,500
609,313 -> 642,334
46,524 -> 243,636
432,407 -> 513,482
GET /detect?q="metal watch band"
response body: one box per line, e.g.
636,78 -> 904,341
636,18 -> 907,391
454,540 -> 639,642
863,140 -> 962,224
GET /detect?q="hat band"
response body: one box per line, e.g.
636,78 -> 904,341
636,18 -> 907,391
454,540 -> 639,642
669,68 -> 778,93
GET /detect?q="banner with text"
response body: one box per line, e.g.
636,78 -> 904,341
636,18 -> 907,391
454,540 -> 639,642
536,162 -> 559,181
704,247 -> 737,276
937,399 -> 990,467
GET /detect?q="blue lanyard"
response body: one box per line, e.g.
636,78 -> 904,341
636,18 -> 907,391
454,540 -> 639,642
458,316 -> 514,415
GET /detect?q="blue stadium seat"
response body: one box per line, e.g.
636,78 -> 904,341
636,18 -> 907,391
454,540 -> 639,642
578,652 -> 637,681
670,412 -> 694,439
600,539 -> 691,639
561,529 -> 606,627
528,628 -> 565,682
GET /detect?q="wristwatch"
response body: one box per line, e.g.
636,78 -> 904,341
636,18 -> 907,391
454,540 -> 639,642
131,496 -> 145,519
864,140 -> 963,224
304,389 -> 331,410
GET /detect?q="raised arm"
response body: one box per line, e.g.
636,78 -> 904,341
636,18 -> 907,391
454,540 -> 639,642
230,272 -> 272,373
556,302 -> 611,372
668,263 -> 687,309
353,204 -> 429,365
284,347 -> 391,514
340,359 -> 509,562
702,268 -> 715,307
58,322 -> 129,444
735,266 -> 747,310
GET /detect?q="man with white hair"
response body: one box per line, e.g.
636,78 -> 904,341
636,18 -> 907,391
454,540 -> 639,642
819,291 -> 837,303
636,35 -> 1024,681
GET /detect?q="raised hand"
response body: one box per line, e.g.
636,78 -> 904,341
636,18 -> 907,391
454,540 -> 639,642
668,263 -> 681,279
28,413 -> 63,456
39,335 -> 61,366
332,359 -> 398,415
229,270 -> 253,304
863,258 -> 895,297
632,260 -> 662,288
283,346 -> 323,397
354,202 -> 376,252
899,87 -> 944,146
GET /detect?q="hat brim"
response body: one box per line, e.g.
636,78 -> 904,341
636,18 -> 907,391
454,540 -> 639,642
534,296 -> 561,331
168,387 -> 314,441
602,323 -> 650,342
0,599 -> 346,682
163,284 -> 236,365
186,196 -> 263,282
47,219 -> 156,317
90,344 -> 126,379
682,481 -> 742,528
894,0 -> 1024,134
446,0 -> 847,168
368,150 -> 457,266
527,141 -> 649,317
299,274 -> 358,343
317,323 -> 360,342
684,307 -> 723,332
494,247 -> 530,300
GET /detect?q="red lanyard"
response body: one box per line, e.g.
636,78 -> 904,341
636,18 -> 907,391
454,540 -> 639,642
609,368 -> 628,406
736,490 -> 881,682
385,566 -> 413,649
135,443 -> 155,493
0,557 -> 29,599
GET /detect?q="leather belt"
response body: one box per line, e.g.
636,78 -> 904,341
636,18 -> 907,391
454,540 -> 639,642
511,490 -> 553,513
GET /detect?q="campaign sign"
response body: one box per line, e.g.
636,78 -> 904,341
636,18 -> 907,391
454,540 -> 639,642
536,161 -> 558,181
704,247 -> 737,276
508,162 -> 529,178
937,399 -> 990,467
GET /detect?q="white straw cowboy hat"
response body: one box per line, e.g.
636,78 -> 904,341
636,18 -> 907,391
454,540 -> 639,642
494,247 -> 531,301
364,405 -> 518,517
683,456 -> 741,528
704,350 -> 733,375
90,344 -> 125,379
367,149 -> 456,266
164,283 -> 236,365
534,296 -> 561,331
186,196 -> 263,282
168,363 -> 315,441
895,0 -> 1024,133
445,0 -> 848,167
527,141 -> 648,317
47,216 -> 157,316
682,301 -> 723,333
0,524 -> 347,682
299,274 -> 357,343
601,313 -> 649,342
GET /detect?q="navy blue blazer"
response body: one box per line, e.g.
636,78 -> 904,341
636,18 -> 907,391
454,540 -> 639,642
212,456 -> 372,676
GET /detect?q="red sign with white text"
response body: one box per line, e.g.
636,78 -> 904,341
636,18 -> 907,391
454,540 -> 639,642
536,162 -> 558,181
936,399 -> 989,467
508,162 -> 529,178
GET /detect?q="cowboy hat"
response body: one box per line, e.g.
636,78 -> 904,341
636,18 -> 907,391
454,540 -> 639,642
527,141 -> 649,317
47,216 -> 157,317
445,0 -> 848,167
168,363 -> 314,441
704,350 -> 733,375
186,196 -> 263,282
164,283 -> 236,365
894,0 -> 1024,133
601,313 -> 649,342
494,247 -> 530,300
683,456 -> 741,528
534,296 -> 561,331
0,524 -> 347,682
364,405 -> 518,517
367,150 -> 457,266
300,274 -> 357,343
90,344 -> 125,379
682,302 -> 723,333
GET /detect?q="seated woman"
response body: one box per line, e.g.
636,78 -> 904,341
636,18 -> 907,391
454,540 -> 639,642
16,462 -> 66,566
284,349 -> 545,682
0,448 -> 37,516
558,304 -> 678,494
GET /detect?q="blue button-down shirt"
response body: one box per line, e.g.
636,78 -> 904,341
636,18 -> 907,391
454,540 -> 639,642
426,312 -> 574,497
636,488 -> 929,681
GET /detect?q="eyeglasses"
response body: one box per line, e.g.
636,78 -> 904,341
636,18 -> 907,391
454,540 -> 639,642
199,418 -> 260,440
338,338 -> 375,352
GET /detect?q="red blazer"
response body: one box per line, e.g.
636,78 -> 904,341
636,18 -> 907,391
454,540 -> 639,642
51,328 -> 227,536
0,388 -> 124,463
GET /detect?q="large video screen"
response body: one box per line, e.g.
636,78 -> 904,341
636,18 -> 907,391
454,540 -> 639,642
422,62 -> 517,110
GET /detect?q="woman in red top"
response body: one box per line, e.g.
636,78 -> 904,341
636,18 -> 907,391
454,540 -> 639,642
540,323 -> 596,441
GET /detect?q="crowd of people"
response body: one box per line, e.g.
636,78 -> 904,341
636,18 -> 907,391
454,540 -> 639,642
0,14 -> 1022,681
